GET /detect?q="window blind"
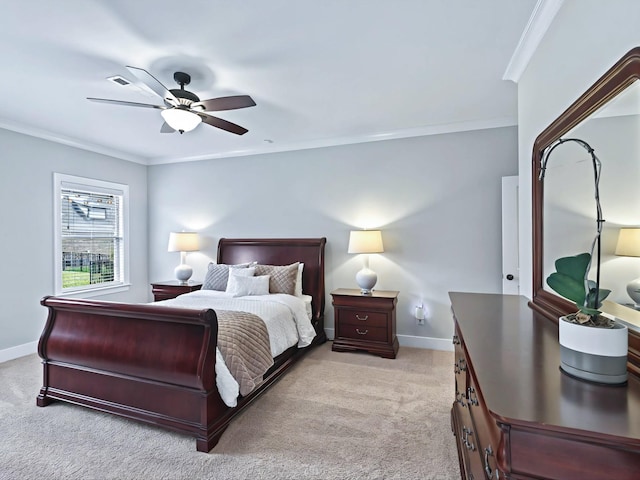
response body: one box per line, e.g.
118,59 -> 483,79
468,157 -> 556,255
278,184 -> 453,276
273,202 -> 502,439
60,187 -> 124,289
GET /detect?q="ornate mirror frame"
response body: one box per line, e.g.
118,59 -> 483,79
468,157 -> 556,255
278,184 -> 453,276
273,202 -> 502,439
530,47 -> 640,375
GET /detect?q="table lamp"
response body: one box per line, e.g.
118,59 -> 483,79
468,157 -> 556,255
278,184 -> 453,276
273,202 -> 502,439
615,227 -> 640,307
168,231 -> 199,284
348,230 -> 384,294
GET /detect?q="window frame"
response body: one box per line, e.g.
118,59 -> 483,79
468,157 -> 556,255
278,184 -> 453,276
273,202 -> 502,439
53,173 -> 130,297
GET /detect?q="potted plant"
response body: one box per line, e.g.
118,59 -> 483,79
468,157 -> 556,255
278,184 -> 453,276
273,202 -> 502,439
546,252 -> 628,385
541,137 -> 628,385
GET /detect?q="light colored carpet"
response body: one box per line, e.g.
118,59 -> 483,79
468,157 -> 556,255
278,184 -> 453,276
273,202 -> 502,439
0,342 -> 459,480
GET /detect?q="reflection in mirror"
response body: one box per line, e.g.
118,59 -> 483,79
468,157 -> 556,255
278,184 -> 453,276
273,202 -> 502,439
531,47 -> 640,356
543,81 -> 640,314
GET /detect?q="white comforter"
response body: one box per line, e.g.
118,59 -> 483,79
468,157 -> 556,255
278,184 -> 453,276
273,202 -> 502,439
155,290 -> 316,407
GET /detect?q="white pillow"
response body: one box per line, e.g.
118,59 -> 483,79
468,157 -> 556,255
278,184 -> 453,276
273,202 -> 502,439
226,275 -> 270,297
295,263 -> 304,297
224,267 -> 256,294
230,266 -> 256,277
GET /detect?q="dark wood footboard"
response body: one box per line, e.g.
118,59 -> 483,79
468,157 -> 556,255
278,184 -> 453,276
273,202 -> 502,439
37,296 -> 231,451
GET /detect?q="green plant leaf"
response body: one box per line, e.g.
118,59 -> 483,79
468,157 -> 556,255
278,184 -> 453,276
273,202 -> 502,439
554,253 -> 591,283
546,272 -> 586,305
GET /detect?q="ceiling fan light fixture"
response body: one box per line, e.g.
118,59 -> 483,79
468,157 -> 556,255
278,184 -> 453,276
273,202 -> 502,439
161,107 -> 201,133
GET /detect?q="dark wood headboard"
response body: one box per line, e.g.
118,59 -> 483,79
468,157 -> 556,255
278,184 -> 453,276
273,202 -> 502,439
217,238 -> 327,324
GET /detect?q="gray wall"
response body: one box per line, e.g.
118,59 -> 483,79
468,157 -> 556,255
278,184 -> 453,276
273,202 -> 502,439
518,0 -> 640,298
148,127 -> 518,347
0,129 -> 149,353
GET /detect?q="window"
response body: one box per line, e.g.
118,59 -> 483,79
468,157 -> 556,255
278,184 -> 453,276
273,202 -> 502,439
54,173 -> 129,296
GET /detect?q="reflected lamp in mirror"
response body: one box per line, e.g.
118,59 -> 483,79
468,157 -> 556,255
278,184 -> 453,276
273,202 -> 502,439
348,230 -> 384,294
615,227 -> 640,307
168,231 -> 200,284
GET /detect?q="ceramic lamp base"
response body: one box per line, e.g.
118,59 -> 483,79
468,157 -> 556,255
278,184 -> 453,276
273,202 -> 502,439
626,277 -> 640,307
355,267 -> 377,295
559,315 -> 628,385
175,264 -> 193,285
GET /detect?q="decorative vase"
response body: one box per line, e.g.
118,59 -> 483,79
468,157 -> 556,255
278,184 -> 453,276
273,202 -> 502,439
559,315 -> 628,385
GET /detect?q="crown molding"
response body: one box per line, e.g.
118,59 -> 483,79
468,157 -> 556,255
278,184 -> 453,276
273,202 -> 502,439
149,116 -> 517,165
0,115 -> 517,167
0,119 -> 149,165
503,0 -> 565,83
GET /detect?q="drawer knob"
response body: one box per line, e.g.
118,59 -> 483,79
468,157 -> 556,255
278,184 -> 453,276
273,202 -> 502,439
355,328 -> 369,335
355,314 -> 369,321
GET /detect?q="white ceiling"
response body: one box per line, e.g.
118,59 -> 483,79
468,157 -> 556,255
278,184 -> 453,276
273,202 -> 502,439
0,0 -> 539,165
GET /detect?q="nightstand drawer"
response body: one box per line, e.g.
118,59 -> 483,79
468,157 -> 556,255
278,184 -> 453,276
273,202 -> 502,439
336,309 -> 388,328
338,324 -> 387,342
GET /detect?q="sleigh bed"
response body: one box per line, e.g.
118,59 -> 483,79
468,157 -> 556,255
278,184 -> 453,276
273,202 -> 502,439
37,237 -> 326,452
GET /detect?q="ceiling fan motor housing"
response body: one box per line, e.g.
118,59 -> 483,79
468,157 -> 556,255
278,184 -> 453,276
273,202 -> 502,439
170,72 -> 200,105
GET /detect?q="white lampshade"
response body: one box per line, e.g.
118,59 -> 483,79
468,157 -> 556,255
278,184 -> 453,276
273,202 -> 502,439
615,227 -> 640,307
161,108 -> 201,133
348,230 -> 384,294
168,232 -> 200,252
348,230 -> 384,254
615,228 -> 640,257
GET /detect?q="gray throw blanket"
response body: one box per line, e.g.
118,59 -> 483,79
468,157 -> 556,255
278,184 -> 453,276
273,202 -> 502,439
215,310 -> 274,396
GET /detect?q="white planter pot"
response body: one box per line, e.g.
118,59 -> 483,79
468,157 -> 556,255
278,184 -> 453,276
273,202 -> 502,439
559,315 -> 628,385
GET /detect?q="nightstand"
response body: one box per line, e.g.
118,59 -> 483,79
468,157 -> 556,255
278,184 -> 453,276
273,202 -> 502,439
331,288 -> 399,358
151,280 -> 202,301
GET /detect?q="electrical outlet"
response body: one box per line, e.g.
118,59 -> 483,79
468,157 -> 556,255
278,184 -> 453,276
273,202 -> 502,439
415,305 -> 426,325
417,317 -> 425,326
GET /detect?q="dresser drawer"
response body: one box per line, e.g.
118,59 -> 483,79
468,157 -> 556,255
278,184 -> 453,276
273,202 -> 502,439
337,324 -> 387,342
336,309 -> 388,328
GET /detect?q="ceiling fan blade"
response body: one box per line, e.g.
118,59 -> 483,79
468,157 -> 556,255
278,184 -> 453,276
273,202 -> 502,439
125,66 -> 179,106
160,122 -> 175,133
199,113 -> 249,135
192,95 -> 256,112
87,97 -> 165,109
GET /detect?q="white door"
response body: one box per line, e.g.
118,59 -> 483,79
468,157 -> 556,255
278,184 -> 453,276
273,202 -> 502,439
502,176 -> 519,294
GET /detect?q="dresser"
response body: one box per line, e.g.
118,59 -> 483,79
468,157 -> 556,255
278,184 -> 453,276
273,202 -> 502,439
331,289 -> 399,358
449,292 -> 640,479
151,280 -> 202,301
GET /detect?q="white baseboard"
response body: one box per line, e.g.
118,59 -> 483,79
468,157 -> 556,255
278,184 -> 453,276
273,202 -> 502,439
324,329 -> 453,352
0,341 -> 38,363
396,334 -> 454,352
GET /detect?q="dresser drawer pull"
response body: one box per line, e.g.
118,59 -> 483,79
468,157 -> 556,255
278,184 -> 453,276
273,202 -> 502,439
461,426 -> 475,451
355,314 -> 369,321
452,334 -> 461,345
458,358 -> 467,372
484,445 -> 499,479
468,386 -> 479,407
355,328 -> 368,335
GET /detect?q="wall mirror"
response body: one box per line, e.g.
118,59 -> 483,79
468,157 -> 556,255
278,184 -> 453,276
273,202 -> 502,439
531,47 -> 640,374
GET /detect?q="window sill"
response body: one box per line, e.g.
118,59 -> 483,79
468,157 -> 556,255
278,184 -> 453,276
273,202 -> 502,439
56,283 -> 131,299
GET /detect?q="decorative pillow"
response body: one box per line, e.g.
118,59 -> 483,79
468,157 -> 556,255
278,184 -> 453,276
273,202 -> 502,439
202,262 -> 252,291
254,262 -> 299,295
226,274 -> 270,297
295,263 -> 304,297
224,267 -> 256,293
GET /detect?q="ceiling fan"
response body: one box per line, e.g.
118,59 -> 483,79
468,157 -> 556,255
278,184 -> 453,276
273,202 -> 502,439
87,66 -> 256,135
